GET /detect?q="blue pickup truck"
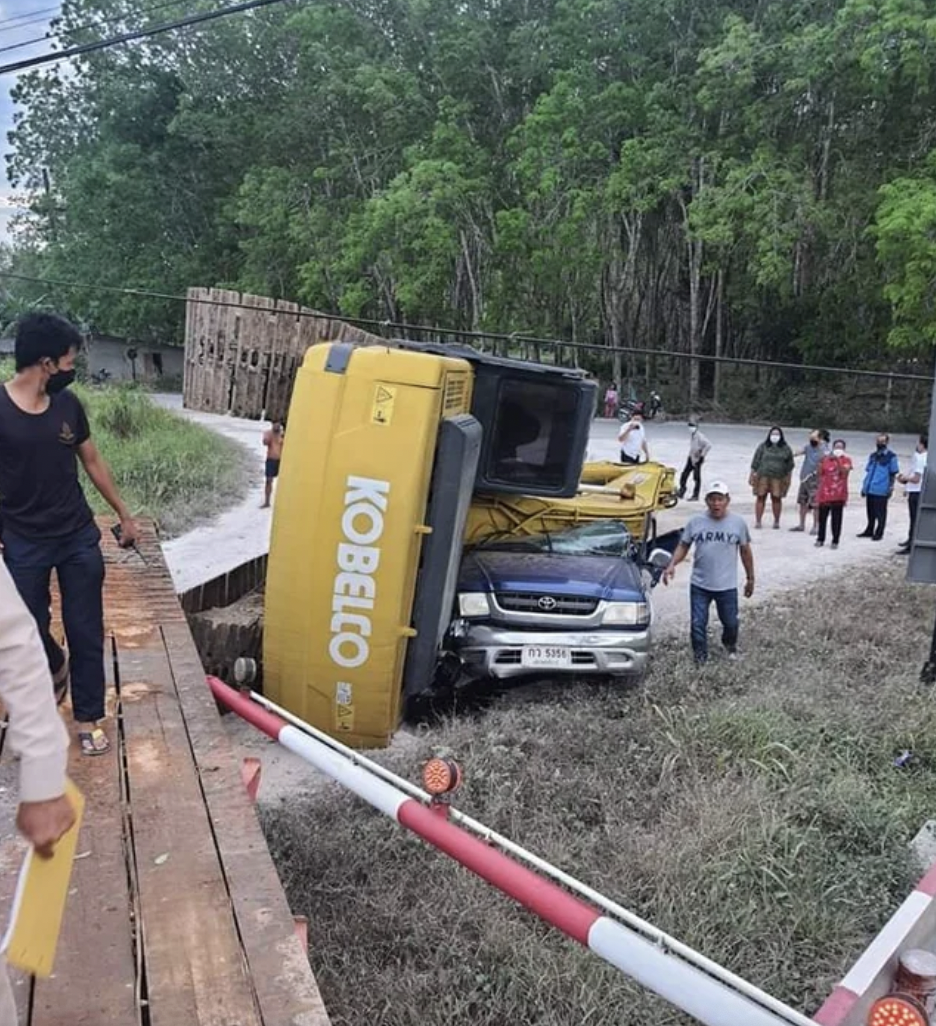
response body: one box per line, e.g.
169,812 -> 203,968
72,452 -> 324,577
447,520 -> 679,684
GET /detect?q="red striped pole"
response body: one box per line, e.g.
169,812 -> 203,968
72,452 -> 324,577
813,859 -> 936,1025
208,677 -> 810,1026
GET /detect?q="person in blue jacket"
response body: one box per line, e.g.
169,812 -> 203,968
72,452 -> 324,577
858,433 -> 900,541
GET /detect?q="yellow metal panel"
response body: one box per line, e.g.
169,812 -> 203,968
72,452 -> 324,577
264,344 -> 472,748
464,460 -> 678,546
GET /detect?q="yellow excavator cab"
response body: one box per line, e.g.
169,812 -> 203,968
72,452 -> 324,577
264,343 -> 474,747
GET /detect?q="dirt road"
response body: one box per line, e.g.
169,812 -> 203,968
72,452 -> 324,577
152,394 -> 271,592
156,394 -> 920,610
587,418 -> 919,623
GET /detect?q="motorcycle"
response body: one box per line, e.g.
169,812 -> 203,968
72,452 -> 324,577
617,391 -> 664,421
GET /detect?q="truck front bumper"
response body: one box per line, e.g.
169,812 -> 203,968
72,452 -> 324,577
450,623 -> 651,680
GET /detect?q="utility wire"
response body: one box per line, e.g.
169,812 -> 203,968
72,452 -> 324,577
0,0 -> 197,56
0,6 -> 61,36
0,269 -> 928,383
0,0 -> 298,76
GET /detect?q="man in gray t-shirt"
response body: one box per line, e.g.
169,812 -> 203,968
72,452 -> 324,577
663,481 -> 755,664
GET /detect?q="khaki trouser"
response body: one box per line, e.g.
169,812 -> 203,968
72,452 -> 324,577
0,960 -> 18,1026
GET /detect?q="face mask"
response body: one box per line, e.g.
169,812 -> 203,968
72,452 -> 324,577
46,368 -> 76,394
809,439 -> 819,447
769,433 -> 781,444
688,425 -> 696,432
876,442 -> 887,451
833,448 -> 844,458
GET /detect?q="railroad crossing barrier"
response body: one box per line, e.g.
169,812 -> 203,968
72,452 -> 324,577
208,676 -> 819,1026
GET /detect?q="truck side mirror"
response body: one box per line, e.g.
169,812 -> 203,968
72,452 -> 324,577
647,548 -> 671,569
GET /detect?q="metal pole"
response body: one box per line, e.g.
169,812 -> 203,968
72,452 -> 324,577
921,609 -> 936,685
209,678 -> 815,1026
914,353 -> 936,681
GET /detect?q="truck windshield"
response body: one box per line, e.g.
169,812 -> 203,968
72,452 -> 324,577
479,520 -> 636,558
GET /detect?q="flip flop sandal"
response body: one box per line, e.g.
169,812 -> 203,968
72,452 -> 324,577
78,728 -> 110,757
53,657 -> 70,707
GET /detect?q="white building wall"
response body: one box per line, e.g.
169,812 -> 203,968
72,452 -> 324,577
86,339 -> 184,382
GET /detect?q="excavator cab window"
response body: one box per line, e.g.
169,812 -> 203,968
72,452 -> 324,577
393,340 -> 597,499
489,379 -> 580,491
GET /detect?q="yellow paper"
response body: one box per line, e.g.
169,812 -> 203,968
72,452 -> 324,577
1,779 -> 85,977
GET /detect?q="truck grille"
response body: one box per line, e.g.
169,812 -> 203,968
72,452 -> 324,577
493,650 -> 597,666
495,592 -> 599,616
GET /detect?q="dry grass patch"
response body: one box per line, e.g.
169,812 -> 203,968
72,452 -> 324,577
262,563 -> 936,1025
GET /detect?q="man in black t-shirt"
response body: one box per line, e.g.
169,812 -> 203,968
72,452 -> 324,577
0,313 -> 139,757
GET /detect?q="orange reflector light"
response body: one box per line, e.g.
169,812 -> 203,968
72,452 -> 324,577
422,757 -> 463,796
867,993 -> 928,1026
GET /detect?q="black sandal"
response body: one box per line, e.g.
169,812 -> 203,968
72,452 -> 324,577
78,728 -> 110,756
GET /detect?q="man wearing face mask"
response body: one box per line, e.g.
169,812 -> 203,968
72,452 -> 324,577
896,434 -> 927,554
858,432 -> 900,541
0,313 -> 139,757
678,419 -> 711,500
617,404 -> 649,465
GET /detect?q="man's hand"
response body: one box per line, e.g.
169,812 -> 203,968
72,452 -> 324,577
117,516 -> 140,548
16,794 -> 76,859
744,578 -> 755,599
662,565 -> 675,587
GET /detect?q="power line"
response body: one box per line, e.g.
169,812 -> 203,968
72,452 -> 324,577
0,269 -> 929,384
0,0 -> 196,57
0,0 -> 299,76
0,6 -> 60,36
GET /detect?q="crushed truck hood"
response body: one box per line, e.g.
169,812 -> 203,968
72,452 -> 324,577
459,551 -> 646,603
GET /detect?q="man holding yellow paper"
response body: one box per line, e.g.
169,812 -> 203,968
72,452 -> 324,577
0,560 -> 73,1024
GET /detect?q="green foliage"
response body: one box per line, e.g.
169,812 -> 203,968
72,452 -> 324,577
873,163 -> 936,348
4,0 -> 936,405
74,384 -> 250,536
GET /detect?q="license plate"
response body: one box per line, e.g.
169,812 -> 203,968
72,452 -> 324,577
521,646 -> 571,669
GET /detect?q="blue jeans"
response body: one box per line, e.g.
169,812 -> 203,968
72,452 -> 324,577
690,585 -> 739,663
3,521 -> 106,722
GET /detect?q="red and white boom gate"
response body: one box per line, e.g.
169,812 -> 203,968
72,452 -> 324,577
209,676 -> 828,1026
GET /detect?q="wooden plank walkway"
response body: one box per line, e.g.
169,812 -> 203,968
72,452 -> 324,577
2,520 -> 330,1026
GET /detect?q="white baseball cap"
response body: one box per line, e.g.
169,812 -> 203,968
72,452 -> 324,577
705,480 -> 730,497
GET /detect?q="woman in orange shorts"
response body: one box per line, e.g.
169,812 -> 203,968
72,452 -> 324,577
749,426 -> 795,529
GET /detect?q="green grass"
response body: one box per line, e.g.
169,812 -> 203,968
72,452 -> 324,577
261,563 -> 936,1025
0,359 -> 250,536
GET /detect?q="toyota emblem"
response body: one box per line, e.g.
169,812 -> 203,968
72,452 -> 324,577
537,596 -> 558,611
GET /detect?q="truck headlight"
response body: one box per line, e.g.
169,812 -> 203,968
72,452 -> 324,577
458,592 -> 490,618
602,601 -> 649,625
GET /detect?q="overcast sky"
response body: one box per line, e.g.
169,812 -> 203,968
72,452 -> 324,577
0,1 -> 56,240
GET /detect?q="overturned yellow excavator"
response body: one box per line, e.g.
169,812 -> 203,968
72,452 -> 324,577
263,340 -> 676,747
